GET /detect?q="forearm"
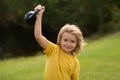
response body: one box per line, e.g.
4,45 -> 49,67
34,14 -> 43,39
34,4 -> 45,40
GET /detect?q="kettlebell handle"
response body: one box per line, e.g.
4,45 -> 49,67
33,9 -> 40,15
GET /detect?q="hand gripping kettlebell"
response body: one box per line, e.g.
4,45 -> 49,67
24,9 -> 40,25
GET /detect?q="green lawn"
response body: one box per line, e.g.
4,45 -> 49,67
0,32 -> 120,80
0,56 -> 46,80
79,32 -> 120,80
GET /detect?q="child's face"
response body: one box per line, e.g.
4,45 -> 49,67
60,32 -> 77,54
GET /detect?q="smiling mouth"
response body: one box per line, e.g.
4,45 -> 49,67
64,46 -> 72,49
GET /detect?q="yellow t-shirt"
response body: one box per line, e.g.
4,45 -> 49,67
43,41 -> 80,80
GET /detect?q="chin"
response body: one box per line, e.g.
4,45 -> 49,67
64,49 -> 72,53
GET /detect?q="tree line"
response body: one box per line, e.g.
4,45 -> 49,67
0,0 -> 120,59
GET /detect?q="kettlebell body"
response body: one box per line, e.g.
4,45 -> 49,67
24,10 -> 40,25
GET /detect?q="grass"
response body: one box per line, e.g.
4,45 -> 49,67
0,32 -> 120,80
0,56 -> 46,80
79,32 -> 120,80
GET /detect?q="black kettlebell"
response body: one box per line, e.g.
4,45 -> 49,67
24,9 -> 40,25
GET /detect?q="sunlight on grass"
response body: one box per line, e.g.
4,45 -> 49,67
0,55 -> 46,80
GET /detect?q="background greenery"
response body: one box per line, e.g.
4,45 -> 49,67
0,32 -> 120,80
0,0 -> 120,58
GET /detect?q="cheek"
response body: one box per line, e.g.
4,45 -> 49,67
60,38 -> 64,44
74,43 -> 77,48
60,40 -> 64,47
73,42 -> 77,49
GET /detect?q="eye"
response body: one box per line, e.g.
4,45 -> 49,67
71,40 -> 76,43
64,39 -> 68,42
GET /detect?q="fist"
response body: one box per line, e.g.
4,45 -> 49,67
34,5 -> 45,14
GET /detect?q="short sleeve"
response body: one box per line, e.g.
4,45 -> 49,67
43,41 -> 56,57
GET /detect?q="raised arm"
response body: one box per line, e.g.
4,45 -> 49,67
34,5 -> 48,49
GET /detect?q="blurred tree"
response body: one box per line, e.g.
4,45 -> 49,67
0,0 -> 120,58
0,0 -> 41,58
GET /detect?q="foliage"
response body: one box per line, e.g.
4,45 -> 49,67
40,0 -> 120,36
98,6 -> 120,33
0,0 -> 120,57
0,0 -> 41,57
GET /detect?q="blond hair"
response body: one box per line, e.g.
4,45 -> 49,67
57,23 -> 84,55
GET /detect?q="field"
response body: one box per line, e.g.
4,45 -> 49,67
0,32 -> 120,80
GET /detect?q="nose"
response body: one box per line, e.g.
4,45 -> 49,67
66,41 -> 72,46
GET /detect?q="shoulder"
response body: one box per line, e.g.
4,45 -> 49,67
43,41 -> 59,56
